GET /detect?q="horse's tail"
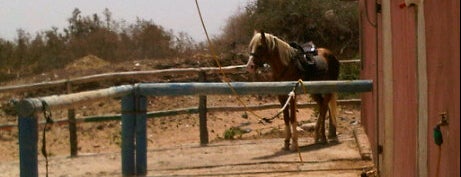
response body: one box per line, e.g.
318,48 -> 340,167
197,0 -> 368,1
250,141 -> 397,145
326,53 -> 340,80
328,92 -> 338,134
328,93 -> 338,120
326,52 -> 339,135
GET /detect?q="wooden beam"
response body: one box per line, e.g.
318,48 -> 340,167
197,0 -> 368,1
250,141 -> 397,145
138,80 -> 373,96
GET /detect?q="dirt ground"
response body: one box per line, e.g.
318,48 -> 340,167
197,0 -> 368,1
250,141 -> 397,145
0,56 -> 367,176
0,99 -> 364,177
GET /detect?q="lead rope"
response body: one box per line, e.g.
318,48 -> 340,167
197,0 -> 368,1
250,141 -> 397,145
194,0 -> 265,123
40,100 -> 54,177
260,79 -> 308,124
255,80 -> 306,163
296,79 -> 308,163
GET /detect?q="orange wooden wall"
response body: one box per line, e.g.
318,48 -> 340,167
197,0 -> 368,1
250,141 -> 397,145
359,0 -> 459,176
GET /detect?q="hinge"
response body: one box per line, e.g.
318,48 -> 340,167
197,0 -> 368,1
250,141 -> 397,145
376,3 -> 382,13
377,145 -> 383,154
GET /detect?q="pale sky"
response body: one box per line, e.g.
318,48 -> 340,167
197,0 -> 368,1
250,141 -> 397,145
0,0 -> 254,42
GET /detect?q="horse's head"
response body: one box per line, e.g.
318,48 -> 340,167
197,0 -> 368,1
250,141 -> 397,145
246,31 -> 294,73
246,31 -> 270,73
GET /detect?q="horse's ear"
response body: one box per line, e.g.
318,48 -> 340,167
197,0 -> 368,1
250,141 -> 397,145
260,31 -> 267,46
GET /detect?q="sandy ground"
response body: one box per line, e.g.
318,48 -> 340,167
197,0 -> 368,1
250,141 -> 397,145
0,56 -> 371,176
0,95 -> 366,176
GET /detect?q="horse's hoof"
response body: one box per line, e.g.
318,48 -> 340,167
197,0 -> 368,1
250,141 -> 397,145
290,146 -> 299,152
290,143 -> 299,151
283,146 -> 291,151
315,138 -> 327,144
283,143 -> 291,151
328,136 -> 339,142
328,134 -> 338,140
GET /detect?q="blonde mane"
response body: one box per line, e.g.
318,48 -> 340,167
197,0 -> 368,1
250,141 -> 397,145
249,32 -> 296,66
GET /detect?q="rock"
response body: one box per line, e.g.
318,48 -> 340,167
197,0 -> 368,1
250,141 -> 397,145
296,126 -> 304,132
300,123 -> 316,131
344,110 -> 354,115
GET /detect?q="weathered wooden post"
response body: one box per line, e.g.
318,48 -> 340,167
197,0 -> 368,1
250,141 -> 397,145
136,94 -> 147,175
66,81 -> 78,157
198,71 -> 209,145
121,93 -> 136,176
18,104 -> 39,177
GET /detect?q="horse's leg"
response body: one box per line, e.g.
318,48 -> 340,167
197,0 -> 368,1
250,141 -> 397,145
317,102 -> 328,144
313,94 -> 329,144
279,96 -> 291,150
328,93 -> 338,140
283,108 -> 291,150
311,94 -> 323,142
290,94 -> 298,151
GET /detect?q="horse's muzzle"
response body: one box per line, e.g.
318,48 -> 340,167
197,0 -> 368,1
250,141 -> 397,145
246,57 -> 257,73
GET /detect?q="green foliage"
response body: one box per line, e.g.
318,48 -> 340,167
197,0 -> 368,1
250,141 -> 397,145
223,127 -> 246,140
217,0 -> 359,61
339,61 -> 360,80
338,61 -> 361,99
0,2 -> 360,80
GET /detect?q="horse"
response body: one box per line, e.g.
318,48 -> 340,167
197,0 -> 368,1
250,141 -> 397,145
246,31 -> 340,150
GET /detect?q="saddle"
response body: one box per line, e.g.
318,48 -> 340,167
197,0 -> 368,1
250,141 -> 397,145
289,41 -> 328,81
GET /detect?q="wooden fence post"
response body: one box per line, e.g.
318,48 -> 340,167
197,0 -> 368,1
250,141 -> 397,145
66,81 -> 78,157
121,93 -> 136,176
198,71 -> 209,145
136,94 -> 147,175
18,112 -> 39,177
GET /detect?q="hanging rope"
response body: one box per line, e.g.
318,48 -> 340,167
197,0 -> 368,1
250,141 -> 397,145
194,0 -> 266,123
40,100 -> 54,177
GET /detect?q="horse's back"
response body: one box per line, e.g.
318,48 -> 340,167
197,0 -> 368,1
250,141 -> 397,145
299,48 -> 339,81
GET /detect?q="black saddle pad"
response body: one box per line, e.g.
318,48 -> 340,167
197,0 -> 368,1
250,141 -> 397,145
289,42 -> 327,81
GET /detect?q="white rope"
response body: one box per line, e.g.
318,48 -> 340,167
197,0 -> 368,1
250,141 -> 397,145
279,91 -> 295,114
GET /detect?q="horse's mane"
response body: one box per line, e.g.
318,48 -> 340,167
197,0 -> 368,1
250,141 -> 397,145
249,32 -> 296,66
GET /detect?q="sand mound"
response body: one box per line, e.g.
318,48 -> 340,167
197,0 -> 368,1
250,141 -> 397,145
65,55 -> 109,71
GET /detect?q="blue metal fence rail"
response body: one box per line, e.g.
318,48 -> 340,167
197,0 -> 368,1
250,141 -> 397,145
16,80 -> 372,177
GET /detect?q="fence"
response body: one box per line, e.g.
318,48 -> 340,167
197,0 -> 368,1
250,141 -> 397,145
1,60 -> 360,156
2,64 -> 247,157
16,80 -> 372,177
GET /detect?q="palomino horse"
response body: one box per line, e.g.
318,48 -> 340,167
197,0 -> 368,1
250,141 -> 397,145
246,31 -> 340,150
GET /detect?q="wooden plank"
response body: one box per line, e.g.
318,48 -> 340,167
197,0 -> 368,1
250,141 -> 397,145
16,81 -> 371,117
1,99 -> 361,129
0,65 -> 246,93
0,61 -> 359,93
16,85 -> 134,117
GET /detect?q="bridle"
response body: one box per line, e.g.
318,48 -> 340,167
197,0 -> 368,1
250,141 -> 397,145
249,50 -> 301,81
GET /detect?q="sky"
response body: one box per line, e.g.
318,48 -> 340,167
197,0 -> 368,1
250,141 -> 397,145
0,0 -> 254,42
